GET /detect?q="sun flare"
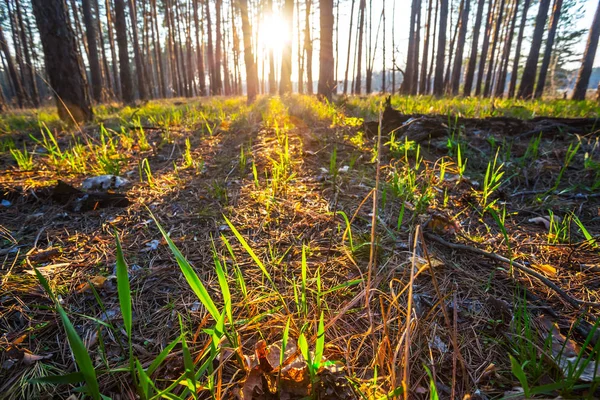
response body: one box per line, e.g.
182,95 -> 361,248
259,14 -> 289,52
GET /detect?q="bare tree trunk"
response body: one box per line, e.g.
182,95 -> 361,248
214,0 -> 223,94
318,0 -> 334,99
114,0 -> 134,103
483,0 -> 505,97
391,0 -> 395,93
279,0 -> 294,94
401,0 -> 418,94
517,0 -> 550,99
305,0 -> 313,94
193,0 -> 206,96
343,0 -> 355,94
0,25 -> 25,108
433,0 -> 447,96
127,0 -> 147,99
411,0 -> 421,95
534,0 -> 562,98
205,0 -> 216,95
382,0 -> 385,92
494,0 -> 519,97
105,0 -> 121,98
354,0 -> 366,94
238,0 -> 257,102
426,0 -> 438,94
81,0 -> 103,102
32,0 -> 93,122
463,0 -> 484,96
419,0 -> 433,94
15,0 -> 39,106
94,0 -> 113,98
572,0 -> 600,100
173,1 -> 190,96
450,0 -> 469,95
474,0 -> 494,96
507,0 -> 530,98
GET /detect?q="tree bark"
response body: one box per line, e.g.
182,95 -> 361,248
15,0 -> 39,106
450,0 -> 469,95
105,0 -> 121,98
494,0 -> 519,97
114,0 -> 134,103
81,0 -> 103,102
354,0 -> 366,94
517,0 -> 550,99
279,0 -> 294,94
214,0 -> 223,94
507,0 -> 530,98
0,25 -> 25,108
238,0 -> 257,102
318,0 -> 335,99
205,0 -> 216,94
483,0 -> 506,97
534,0 -> 562,99
305,0 -> 314,94
193,0 -> 206,96
343,0 -> 356,94
433,0 -> 447,96
32,0 -> 93,122
475,0 -> 494,96
572,0 -> 600,100
463,0 -> 484,96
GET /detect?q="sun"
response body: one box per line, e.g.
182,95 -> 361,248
259,14 -> 290,52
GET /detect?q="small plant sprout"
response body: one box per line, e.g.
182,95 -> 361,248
457,143 -> 467,178
553,141 -> 581,191
10,145 -> 34,171
482,148 -> 505,210
183,137 -> 194,169
140,158 -> 155,188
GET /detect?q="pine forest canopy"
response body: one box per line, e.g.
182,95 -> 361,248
0,0 -> 600,121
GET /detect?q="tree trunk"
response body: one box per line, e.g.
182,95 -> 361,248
127,0 -> 147,99
475,0 -> 494,96
354,0 -> 366,94
0,25 -> 25,108
462,0 -> 484,96
343,0 -> 355,94
433,0 -> 447,96
205,0 -> 216,95
507,0 -> 530,98
381,0 -> 385,92
401,0 -> 418,94
572,0 -> 600,100
483,0 -> 506,97
114,0 -> 134,103
105,0 -> 121,98
279,0 -> 294,94
318,0 -> 335,99
305,0 -> 313,94
494,0 -> 519,97
450,0 -> 469,95
32,0 -> 93,122
15,0 -> 39,106
533,0 -> 562,99
214,0 -> 223,94
81,0 -> 103,102
517,0 -> 550,99
193,0 -> 206,96
238,0 -> 257,102
419,0 -> 433,94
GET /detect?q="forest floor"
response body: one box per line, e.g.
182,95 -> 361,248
0,95 -> 599,399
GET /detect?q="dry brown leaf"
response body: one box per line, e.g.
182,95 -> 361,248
533,263 -> 557,276
76,275 -> 107,293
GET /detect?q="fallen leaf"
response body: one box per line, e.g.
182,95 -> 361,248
76,276 -> 108,293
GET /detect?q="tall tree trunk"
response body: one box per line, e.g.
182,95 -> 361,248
483,0 -> 506,97
105,0 -> 121,98
173,1 -> 189,96
93,0 -> 112,98
572,0 -> 600,100
475,0 -> 494,95
193,0 -> 206,96
419,0 -> 433,94
81,0 -> 103,102
266,0 -> 276,94
450,0 -> 469,95
494,0 -> 519,97
534,0 -> 562,99
0,25 -> 25,108
410,0 -> 421,95
32,0 -> 93,122
433,0 -> 448,96
391,0 -> 395,93
426,0 -> 438,93
297,0 -> 304,94
114,0 -> 134,103
15,0 -> 39,106
238,0 -> 257,102
318,0 -> 334,99
517,0 -> 550,99
354,0 -> 366,94
507,0 -> 530,98
401,0 -> 418,94
343,0 -> 356,94
214,0 -> 223,94
382,0 -> 385,92
463,0 -> 484,96
279,0 -> 294,94
6,0 -> 29,104
305,0 -> 313,94
205,0 -> 216,94
127,0 -> 147,99
69,0 -> 90,70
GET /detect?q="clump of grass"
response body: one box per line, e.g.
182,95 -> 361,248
10,145 -> 34,171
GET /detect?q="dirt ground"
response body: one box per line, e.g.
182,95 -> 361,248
1,95 -> 599,399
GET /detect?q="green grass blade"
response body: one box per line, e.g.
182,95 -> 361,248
114,232 -> 132,358
151,213 -> 220,320
281,317 -> 290,367
212,239 -> 232,323
314,312 -> 325,369
29,372 -> 85,385
34,268 -> 101,399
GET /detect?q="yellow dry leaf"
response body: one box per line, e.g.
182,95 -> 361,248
533,264 -> 557,276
